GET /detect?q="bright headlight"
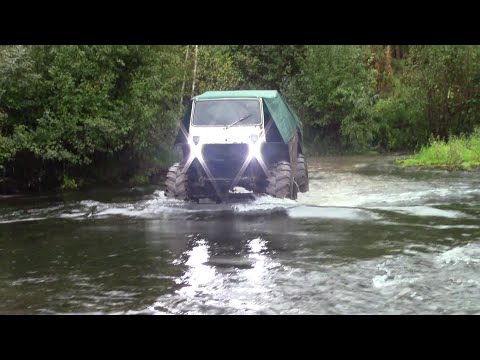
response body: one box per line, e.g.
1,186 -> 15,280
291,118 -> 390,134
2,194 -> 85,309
249,141 -> 263,159
188,138 -> 203,159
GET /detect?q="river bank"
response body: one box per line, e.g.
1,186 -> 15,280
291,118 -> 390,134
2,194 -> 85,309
397,129 -> 480,171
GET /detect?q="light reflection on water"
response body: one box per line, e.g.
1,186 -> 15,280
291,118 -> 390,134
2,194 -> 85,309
1,155 -> 480,314
148,236 -> 284,315
178,239 -> 216,298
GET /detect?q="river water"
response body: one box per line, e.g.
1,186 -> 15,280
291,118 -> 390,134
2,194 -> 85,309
1,155 -> 480,314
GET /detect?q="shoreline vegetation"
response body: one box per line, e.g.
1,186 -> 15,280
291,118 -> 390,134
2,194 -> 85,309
2,45 -> 480,194
397,128 -> 480,171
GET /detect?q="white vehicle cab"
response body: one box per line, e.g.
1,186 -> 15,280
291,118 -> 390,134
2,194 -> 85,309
165,90 -> 309,202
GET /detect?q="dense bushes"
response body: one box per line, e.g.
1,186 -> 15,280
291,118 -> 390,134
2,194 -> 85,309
288,45 -> 480,153
398,128 -> 480,170
0,45 -> 184,191
2,45 -> 480,192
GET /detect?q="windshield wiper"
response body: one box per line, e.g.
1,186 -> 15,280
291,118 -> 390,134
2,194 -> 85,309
225,114 -> 252,129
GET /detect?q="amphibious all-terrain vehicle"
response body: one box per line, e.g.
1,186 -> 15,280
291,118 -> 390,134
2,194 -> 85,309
165,90 -> 309,202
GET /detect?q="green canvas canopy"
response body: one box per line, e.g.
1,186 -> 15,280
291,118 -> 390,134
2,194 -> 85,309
193,90 -> 303,145
175,90 -> 303,146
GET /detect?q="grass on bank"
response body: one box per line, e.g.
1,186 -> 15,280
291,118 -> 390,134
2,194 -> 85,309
398,128 -> 480,171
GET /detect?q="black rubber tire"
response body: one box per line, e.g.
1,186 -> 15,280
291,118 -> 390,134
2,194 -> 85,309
295,154 -> 309,193
164,163 -> 189,201
266,161 -> 297,199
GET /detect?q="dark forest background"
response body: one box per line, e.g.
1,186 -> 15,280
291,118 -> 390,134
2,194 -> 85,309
2,45 -> 479,192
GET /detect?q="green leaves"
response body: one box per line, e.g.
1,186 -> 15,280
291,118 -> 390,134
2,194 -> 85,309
293,45 -> 379,151
0,45 -> 185,190
399,129 -> 480,171
403,46 -> 480,139
2,44 -> 480,190
195,46 -> 242,93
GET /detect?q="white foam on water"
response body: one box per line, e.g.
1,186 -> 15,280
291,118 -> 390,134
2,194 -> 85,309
436,243 -> 480,266
73,192 -> 195,219
372,259 -> 420,289
78,200 -> 102,207
232,194 -> 296,213
59,212 -> 87,219
287,205 -> 380,221
3,155 -> 480,223
373,205 -> 468,219
11,276 -> 58,286
0,217 -> 49,224
2,191 -> 295,222
296,168 -> 479,209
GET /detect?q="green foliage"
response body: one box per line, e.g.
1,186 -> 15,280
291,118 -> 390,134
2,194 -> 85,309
291,46 -> 379,152
0,45 -> 184,190
402,46 -> 480,139
374,77 -> 427,150
61,175 -> 78,191
3,44 -> 480,191
225,45 -> 306,92
129,174 -> 149,186
399,128 -> 480,170
195,46 -> 242,93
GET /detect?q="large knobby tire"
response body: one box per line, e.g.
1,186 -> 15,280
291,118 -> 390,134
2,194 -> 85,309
164,163 -> 189,201
266,161 -> 297,199
295,154 -> 309,193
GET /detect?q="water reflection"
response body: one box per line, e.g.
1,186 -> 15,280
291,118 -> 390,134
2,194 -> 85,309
2,155 -> 480,314
148,235 -> 283,315
243,237 -> 280,288
176,238 -> 216,298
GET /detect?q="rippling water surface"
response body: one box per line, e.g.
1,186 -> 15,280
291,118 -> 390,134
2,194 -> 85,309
1,155 -> 480,314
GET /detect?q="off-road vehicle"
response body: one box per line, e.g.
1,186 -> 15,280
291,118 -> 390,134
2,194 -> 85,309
165,90 -> 309,202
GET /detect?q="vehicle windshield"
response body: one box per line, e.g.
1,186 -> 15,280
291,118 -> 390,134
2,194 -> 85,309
192,99 -> 261,126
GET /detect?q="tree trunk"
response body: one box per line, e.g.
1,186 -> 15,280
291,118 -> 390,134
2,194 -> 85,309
179,45 -> 190,110
385,45 -> 393,77
191,45 -> 199,97
395,45 -> 401,59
